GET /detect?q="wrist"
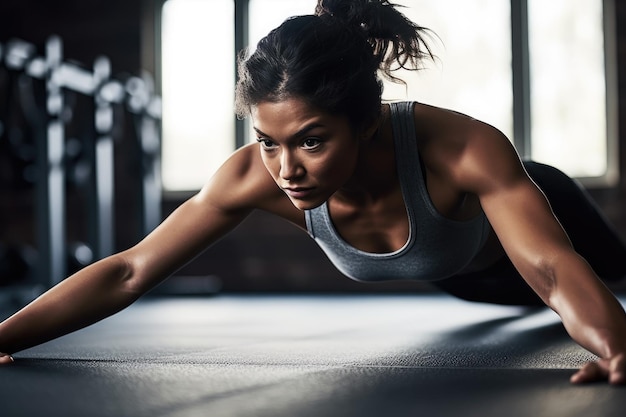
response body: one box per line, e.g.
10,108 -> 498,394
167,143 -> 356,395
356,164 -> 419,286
595,329 -> 626,359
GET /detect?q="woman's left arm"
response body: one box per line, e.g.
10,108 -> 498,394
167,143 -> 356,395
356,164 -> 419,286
458,122 -> 626,385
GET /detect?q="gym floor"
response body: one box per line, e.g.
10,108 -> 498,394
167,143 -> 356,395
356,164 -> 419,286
1,293 -> 625,417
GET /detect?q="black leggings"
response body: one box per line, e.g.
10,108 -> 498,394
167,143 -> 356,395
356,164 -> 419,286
432,161 -> 626,306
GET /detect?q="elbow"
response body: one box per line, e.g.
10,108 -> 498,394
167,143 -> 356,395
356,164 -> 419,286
112,251 -> 145,299
115,249 -> 166,297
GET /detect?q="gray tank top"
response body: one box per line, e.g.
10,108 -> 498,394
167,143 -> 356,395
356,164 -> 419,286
304,101 -> 491,282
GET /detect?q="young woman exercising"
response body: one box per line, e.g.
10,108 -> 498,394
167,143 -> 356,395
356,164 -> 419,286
1,0 -> 626,384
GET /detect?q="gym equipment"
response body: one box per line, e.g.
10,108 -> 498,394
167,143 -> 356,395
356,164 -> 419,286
125,73 -> 162,237
0,35 -> 162,295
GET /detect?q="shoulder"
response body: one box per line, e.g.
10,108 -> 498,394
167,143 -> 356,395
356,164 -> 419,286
412,103 -> 527,195
201,143 -> 280,210
198,143 -> 303,221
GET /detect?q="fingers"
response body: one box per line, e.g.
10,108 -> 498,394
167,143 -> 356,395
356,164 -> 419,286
571,356 -> 626,385
570,361 -> 608,384
0,353 -> 14,365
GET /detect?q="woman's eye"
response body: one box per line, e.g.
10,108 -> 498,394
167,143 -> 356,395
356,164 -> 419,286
256,138 -> 275,149
302,138 -> 321,149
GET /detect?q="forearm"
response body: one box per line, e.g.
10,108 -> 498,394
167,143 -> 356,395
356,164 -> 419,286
0,253 -> 142,354
548,256 -> 626,359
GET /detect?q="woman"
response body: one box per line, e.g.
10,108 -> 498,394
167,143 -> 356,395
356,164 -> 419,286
1,0 -> 625,384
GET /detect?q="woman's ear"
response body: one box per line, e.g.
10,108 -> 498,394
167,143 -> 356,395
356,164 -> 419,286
361,122 -> 378,140
360,109 -> 386,141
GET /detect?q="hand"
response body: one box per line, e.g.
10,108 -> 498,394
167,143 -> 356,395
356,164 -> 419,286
570,354 -> 626,385
0,353 -> 14,365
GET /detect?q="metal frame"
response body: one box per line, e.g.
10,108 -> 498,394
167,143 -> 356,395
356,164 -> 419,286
510,0 -> 531,158
0,35 -> 162,298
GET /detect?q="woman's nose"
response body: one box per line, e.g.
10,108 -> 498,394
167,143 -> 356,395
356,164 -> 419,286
279,150 -> 305,180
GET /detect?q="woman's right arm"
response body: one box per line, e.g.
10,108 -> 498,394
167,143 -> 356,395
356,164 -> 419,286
0,143 -> 278,359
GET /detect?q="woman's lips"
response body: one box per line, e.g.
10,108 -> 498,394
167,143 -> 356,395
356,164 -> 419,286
283,187 -> 314,199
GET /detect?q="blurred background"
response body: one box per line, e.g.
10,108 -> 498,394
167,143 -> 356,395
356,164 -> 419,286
1,0 -> 625,301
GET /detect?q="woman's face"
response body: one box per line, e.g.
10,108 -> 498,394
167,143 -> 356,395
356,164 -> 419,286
251,98 -> 361,210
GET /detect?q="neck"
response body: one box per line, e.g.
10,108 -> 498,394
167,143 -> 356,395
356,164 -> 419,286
334,107 -> 396,204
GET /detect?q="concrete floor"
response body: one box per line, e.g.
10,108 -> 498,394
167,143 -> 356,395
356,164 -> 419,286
0,294 -> 624,417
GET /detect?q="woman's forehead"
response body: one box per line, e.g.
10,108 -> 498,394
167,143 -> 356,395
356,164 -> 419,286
251,99 -> 349,137
252,98 -> 323,118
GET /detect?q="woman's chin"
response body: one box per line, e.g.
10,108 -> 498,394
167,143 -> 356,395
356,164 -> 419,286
288,197 -> 325,211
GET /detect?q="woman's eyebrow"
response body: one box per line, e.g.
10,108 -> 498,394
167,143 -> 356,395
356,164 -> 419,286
253,123 -> 324,141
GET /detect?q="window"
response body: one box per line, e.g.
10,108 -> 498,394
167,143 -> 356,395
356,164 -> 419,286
382,0 -> 513,140
528,0 -> 615,182
159,0 -> 616,191
161,0 -> 235,191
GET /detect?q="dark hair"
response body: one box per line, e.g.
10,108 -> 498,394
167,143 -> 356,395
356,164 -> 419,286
235,0 -> 434,130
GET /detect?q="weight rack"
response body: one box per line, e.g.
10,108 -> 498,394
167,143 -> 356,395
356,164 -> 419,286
0,35 -> 162,305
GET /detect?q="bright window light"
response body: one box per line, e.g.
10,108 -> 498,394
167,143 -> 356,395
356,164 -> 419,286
528,0 -> 608,179
383,0 -> 513,139
161,0 -> 235,192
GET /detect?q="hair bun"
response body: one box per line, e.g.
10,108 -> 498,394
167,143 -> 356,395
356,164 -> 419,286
315,0 -> 434,82
315,0 -> 371,29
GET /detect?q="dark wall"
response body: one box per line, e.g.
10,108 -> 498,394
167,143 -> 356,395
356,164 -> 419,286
0,0 -> 152,284
0,0 -> 142,69
1,0 -> 626,293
